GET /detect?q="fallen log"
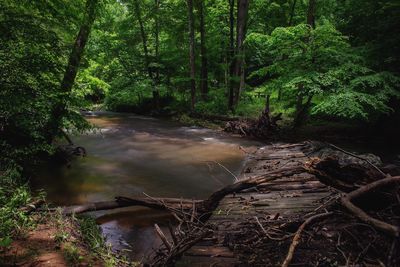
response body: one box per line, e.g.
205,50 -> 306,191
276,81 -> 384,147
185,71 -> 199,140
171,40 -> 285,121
63,196 -> 201,215
306,156 -> 383,192
201,165 -> 305,214
62,165 -> 305,217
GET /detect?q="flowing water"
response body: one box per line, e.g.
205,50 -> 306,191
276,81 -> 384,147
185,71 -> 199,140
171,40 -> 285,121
33,112 -> 260,260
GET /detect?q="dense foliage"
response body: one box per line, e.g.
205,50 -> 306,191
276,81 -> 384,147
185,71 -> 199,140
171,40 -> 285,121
1,0 -> 399,174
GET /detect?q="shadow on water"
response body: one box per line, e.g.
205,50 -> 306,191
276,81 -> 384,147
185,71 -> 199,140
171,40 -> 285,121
32,112 -> 261,260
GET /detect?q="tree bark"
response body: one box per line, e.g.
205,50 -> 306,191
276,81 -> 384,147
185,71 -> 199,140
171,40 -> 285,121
133,0 -> 153,80
199,0 -> 208,100
306,0 -> 316,29
229,0 -> 250,110
228,0 -> 235,110
154,0 -> 160,84
187,0 -> 196,111
293,93 -> 313,128
277,0 -> 297,101
48,0 -> 99,141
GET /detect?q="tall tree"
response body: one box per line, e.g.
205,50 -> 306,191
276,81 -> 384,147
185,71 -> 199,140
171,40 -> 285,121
307,0 -> 316,28
199,0 -> 208,100
154,0 -> 160,84
228,0 -> 235,109
187,0 -> 196,111
293,0 -> 316,128
133,0 -> 153,80
49,0 -> 100,140
229,0 -> 250,110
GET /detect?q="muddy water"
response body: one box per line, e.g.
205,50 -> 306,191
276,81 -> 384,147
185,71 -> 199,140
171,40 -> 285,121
33,112 -> 260,260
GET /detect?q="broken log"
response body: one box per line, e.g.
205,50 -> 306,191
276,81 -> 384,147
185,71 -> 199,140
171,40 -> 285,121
306,156 -> 384,192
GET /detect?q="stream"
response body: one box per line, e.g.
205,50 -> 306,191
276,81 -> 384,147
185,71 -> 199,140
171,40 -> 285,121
32,112 -> 260,260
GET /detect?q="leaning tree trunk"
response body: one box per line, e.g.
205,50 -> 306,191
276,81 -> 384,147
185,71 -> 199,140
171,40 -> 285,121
48,0 -> 99,142
187,0 -> 196,111
199,0 -> 208,100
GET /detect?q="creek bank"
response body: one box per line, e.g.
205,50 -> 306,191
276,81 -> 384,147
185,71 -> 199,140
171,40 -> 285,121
1,208 -> 131,267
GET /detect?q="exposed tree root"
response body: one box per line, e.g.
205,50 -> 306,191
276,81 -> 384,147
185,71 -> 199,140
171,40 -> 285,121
341,176 -> 400,237
224,95 -> 282,138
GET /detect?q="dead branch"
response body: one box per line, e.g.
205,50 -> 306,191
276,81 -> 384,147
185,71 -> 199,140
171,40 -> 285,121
341,176 -> 400,237
151,227 -> 213,266
281,212 -> 333,267
62,196 -> 201,215
154,223 -> 172,250
20,199 -> 45,214
327,143 -> 386,177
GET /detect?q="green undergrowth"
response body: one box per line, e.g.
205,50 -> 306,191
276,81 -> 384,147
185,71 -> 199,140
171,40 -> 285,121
0,168 -> 38,249
77,215 -> 137,266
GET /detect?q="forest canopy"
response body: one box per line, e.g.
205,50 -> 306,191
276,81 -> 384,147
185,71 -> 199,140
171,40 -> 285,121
1,0 -> 400,171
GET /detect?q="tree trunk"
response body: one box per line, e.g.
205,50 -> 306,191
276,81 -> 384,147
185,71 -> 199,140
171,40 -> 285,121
154,0 -> 160,84
199,0 -> 208,100
277,0 -> 297,102
228,0 -> 235,110
293,94 -> 313,128
306,0 -> 316,28
133,0 -> 153,80
288,0 -> 297,26
292,0 -> 316,128
48,0 -> 99,141
230,0 -> 250,110
187,0 -> 196,111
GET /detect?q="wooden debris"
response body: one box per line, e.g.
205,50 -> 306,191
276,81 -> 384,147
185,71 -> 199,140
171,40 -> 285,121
341,176 -> 400,237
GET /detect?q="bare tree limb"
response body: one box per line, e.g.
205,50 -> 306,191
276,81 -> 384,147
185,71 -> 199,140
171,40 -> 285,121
281,212 -> 333,267
328,143 -> 386,177
341,176 -> 400,237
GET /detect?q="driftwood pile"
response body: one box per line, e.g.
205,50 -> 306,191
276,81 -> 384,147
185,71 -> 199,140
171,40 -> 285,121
224,95 -> 282,138
60,142 -> 400,266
